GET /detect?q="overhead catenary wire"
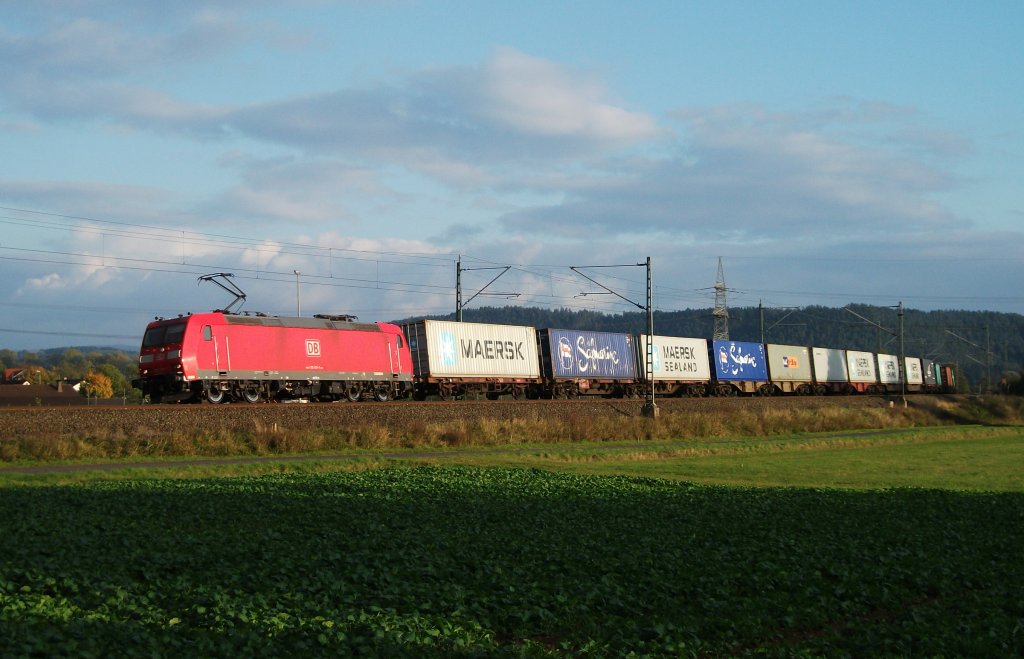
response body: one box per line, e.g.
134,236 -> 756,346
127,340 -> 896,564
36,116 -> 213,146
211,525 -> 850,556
2,204 -> 1022,323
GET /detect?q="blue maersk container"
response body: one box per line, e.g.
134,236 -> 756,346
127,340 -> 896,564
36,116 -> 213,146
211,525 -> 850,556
712,340 -> 768,382
539,329 -> 638,380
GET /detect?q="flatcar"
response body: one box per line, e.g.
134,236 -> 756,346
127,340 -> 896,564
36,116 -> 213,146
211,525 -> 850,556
640,335 -> 711,397
402,319 -> 540,400
537,328 -> 639,398
712,340 -> 770,396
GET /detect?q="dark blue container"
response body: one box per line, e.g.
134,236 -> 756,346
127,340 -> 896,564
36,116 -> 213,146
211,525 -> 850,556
540,329 -> 638,379
712,340 -> 767,382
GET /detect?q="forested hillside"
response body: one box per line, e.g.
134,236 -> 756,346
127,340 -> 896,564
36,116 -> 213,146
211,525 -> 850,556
409,305 -> 1024,392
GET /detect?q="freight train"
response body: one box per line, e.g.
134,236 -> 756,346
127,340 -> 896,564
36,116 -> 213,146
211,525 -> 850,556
132,312 -> 956,403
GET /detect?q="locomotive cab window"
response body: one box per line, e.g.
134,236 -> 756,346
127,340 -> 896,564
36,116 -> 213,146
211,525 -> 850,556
142,326 -> 167,348
165,323 -> 186,344
203,325 -> 213,341
396,336 -> 404,348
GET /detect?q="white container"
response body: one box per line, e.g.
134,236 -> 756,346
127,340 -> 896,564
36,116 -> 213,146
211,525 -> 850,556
905,357 -> 924,385
846,350 -> 877,383
812,347 -> 848,383
877,354 -> 901,384
766,344 -> 812,382
404,320 -> 540,379
639,335 -> 710,381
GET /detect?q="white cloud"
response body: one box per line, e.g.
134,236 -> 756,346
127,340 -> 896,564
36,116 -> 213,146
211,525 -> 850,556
481,48 -> 662,142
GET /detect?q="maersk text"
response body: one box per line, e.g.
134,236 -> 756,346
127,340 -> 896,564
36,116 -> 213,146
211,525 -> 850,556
461,339 -> 526,361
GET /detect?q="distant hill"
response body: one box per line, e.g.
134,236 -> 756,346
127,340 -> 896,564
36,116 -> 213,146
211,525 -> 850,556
396,304 -> 1024,392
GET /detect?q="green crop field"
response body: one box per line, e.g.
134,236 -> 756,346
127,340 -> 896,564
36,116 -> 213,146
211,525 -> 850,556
439,426 -> 1024,492
2,451 -> 1023,656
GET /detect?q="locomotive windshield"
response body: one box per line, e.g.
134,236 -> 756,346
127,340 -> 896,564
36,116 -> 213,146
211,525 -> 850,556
142,322 -> 186,348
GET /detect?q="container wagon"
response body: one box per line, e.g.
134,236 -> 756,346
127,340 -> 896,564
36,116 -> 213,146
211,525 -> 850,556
638,335 -> 710,397
811,347 -> 850,394
712,340 -> 769,395
937,363 -> 957,392
134,312 -> 412,403
904,357 -> 925,393
921,358 -> 939,392
846,350 -> 879,394
538,329 -> 638,398
877,353 -> 901,394
765,343 -> 814,395
402,319 -> 540,400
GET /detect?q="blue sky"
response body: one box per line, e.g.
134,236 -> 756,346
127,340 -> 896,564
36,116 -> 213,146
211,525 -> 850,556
1,1 -> 1022,350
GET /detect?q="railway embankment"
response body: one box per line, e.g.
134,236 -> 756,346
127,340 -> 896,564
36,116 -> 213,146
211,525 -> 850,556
2,394 -> 1021,465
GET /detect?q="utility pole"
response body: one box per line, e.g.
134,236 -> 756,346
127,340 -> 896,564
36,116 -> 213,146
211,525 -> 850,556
456,256 -> 462,321
760,301 -> 802,344
759,300 -> 764,344
898,301 -> 905,406
712,257 -> 729,340
985,324 -> 991,393
644,256 -> 657,419
571,258 -> 658,418
455,256 -> 517,321
293,270 -> 301,316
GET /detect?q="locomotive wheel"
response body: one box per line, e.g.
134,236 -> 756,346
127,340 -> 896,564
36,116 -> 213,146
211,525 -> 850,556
345,385 -> 362,402
373,385 -> 390,402
205,386 -> 226,404
241,384 -> 262,403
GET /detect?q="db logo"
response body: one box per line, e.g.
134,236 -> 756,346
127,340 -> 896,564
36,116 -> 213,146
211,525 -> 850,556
305,339 -> 321,357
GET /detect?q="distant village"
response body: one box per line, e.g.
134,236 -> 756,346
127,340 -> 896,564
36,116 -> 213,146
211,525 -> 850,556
0,367 -> 89,406
0,347 -> 139,406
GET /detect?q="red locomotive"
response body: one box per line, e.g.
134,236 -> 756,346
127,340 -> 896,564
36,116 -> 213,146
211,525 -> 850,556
134,311 -> 412,403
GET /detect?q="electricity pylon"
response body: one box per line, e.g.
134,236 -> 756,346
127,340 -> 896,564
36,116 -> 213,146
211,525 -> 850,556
712,257 -> 729,340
